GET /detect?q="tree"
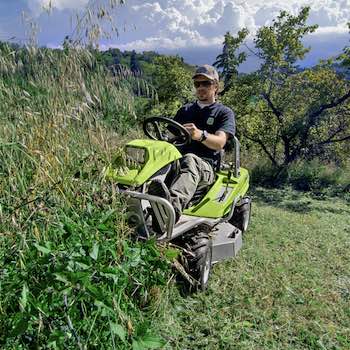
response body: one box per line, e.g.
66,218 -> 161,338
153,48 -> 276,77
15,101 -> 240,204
338,22 -> 350,69
220,7 -> 350,168
130,50 -> 141,73
214,29 -> 248,93
149,55 -> 193,116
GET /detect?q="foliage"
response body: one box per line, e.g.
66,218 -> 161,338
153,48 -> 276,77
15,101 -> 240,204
337,22 -> 350,69
0,42 -> 170,349
95,49 -> 161,75
249,157 -> 350,195
287,159 -> 350,193
130,50 -> 141,73
220,7 -> 350,168
1,5 -> 350,349
0,192 -> 169,349
147,55 -> 194,116
214,29 -> 248,92
224,66 -> 350,166
254,7 -> 318,73
0,43 -> 142,133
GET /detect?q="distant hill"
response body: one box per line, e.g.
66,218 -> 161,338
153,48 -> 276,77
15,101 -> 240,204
0,40 -> 194,80
96,48 -> 194,79
332,62 -> 350,80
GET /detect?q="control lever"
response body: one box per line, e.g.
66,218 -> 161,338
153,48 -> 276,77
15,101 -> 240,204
220,162 -> 234,201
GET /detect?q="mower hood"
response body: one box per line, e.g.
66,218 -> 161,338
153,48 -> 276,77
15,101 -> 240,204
105,139 -> 182,186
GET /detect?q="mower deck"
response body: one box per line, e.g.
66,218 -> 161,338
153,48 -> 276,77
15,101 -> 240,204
122,189 -> 243,263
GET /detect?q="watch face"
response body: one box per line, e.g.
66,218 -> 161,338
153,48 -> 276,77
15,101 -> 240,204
203,130 -> 208,141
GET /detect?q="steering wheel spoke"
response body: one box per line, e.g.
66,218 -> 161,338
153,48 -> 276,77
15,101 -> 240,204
143,116 -> 191,147
153,121 -> 163,140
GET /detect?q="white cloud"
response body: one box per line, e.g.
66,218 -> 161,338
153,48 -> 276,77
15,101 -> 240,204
107,0 -> 349,52
20,0 -> 350,56
27,0 -> 89,15
114,35 -> 222,51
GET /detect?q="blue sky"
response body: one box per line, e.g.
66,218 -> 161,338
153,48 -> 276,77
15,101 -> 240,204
1,0 -> 349,71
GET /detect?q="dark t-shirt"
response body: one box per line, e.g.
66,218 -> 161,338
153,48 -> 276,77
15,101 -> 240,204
174,101 -> 235,168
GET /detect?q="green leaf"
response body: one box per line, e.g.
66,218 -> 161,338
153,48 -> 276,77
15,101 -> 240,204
97,224 -> 108,231
94,300 -> 114,314
34,243 -> 51,255
19,284 -> 29,311
139,334 -> 165,349
54,273 -> 70,285
164,247 -> 179,261
235,321 -> 253,328
100,209 -> 116,223
75,261 -> 90,270
110,322 -> 126,343
63,220 -> 76,235
10,317 -> 28,337
132,340 -> 144,350
89,242 -> 99,261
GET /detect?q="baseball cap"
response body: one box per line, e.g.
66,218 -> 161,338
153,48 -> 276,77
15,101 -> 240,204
192,64 -> 219,81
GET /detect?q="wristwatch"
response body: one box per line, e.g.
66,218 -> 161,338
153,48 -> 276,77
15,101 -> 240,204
200,130 -> 208,142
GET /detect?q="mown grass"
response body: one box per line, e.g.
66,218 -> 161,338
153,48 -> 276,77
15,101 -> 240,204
153,188 -> 350,349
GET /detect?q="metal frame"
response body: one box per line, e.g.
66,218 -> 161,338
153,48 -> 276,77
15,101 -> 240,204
122,189 -> 243,262
234,136 -> 240,178
121,189 -> 222,241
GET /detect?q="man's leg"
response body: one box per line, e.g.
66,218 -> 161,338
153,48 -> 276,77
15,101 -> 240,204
169,153 -> 215,216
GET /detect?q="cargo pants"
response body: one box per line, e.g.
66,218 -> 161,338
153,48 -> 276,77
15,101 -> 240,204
169,153 -> 215,215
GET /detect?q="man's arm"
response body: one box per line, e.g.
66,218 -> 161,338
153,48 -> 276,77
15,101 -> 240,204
183,123 -> 228,150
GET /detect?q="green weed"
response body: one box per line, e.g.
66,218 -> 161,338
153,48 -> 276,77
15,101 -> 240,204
0,44 -> 168,349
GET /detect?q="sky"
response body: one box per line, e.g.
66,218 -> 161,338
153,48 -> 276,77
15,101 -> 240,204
0,0 -> 349,71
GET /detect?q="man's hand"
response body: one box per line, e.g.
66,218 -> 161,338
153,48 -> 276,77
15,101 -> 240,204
183,122 -> 228,150
183,123 -> 202,141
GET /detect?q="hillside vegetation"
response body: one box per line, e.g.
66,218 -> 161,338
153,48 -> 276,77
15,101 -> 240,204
0,45 -> 171,348
0,5 -> 350,350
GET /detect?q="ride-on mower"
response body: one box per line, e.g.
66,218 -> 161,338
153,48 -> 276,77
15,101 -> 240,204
106,116 -> 251,291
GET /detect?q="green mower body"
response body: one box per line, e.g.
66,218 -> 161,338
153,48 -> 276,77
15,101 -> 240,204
106,116 -> 251,291
106,139 -> 250,219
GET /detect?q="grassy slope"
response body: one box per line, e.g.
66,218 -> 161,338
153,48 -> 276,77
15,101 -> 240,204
1,45 -> 349,349
154,188 -> 350,349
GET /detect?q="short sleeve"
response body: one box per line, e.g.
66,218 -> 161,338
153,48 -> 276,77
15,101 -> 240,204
168,107 -> 185,136
174,107 -> 185,124
216,107 -> 235,138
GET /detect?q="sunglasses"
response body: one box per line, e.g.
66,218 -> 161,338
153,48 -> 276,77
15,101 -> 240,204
194,80 -> 214,88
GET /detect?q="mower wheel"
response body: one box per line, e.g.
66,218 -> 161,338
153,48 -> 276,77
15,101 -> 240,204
229,197 -> 251,233
189,234 -> 212,292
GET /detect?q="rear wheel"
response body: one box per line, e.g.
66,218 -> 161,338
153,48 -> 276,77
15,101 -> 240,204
229,197 -> 251,233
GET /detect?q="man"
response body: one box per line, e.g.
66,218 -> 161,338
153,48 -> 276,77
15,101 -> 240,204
149,64 -> 235,222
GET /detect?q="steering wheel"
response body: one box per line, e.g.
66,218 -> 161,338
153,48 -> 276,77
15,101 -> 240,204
143,116 -> 191,147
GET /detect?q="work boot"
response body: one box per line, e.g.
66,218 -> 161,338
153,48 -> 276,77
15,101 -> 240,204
148,179 -> 181,224
148,179 -> 171,201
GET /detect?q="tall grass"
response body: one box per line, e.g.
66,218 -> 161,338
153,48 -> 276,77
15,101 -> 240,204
0,43 -> 169,349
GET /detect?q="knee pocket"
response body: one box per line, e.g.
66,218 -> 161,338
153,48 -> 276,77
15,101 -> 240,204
201,168 -> 215,185
180,153 -> 201,172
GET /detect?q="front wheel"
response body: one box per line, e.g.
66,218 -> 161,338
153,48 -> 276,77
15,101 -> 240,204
188,234 -> 212,292
229,197 -> 251,233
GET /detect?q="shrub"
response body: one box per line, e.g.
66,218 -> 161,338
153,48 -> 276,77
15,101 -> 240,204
250,158 -> 350,196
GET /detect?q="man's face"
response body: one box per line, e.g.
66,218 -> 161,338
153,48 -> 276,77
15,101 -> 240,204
193,75 -> 217,102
